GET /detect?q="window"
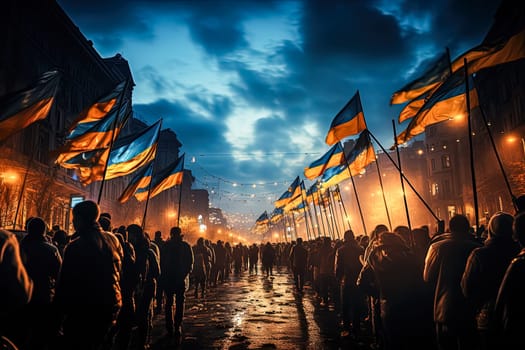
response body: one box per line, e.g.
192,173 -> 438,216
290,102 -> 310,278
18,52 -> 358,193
442,155 -> 451,168
432,183 -> 439,196
431,158 -> 436,171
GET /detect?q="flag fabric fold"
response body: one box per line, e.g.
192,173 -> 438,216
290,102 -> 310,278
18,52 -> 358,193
325,91 -> 367,146
62,120 -> 161,185
255,211 -> 270,226
0,70 -> 60,142
304,143 -> 344,180
396,69 -> 479,145
135,154 -> 185,202
118,162 -> 154,203
391,27 -> 525,106
274,176 -> 301,209
390,52 -> 450,105
270,207 -> 284,224
321,130 -> 376,188
54,98 -> 130,164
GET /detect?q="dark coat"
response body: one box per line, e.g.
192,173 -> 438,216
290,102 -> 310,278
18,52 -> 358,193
54,228 -> 122,312
461,237 -> 520,330
424,233 -> 481,325
335,239 -> 363,286
160,237 -> 193,292
20,234 -> 61,304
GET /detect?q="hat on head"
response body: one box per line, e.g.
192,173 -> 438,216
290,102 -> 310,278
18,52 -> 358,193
488,211 -> 514,239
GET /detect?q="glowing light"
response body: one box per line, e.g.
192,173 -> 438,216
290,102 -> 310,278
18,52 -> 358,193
417,149 -> 424,155
166,210 -> 176,218
506,135 -> 518,143
233,183 -> 238,187
191,156 -> 196,163
252,184 -> 256,188
443,145 -> 447,149
456,139 -> 460,143
1,172 -> 19,185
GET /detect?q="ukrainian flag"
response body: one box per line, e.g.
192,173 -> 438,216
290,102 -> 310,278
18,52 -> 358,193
256,211 -> 270,226
62,120 -> 160,185
396,69 -> 479,145
135,154 -> 185,202
68,81 -> 125,129
321,131 -> 376,189
0,70 -> 60,142
304,143 -> 344,180
118,163 -> 154,203
105,120 -> 161,179
325,91 -> 367,146
392,28 -> 525,106
305,182 -> 320,205
274,176 -> 301,209
55,99 -> 130,164
283,181 -> 306,213
391,52 -> 450,105
270,207 -> 284,224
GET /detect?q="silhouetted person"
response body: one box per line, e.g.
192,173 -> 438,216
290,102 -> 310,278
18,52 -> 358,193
289,238 -> 308,292
318,237 -> 335,306
160,227 -> 193,339
128,225 -> 160,350
261,242 -> 275,277
213,240 -> 228,284
113,224 -> 136,350
363,231 -> 434,349
54,200 -> 123,350
20,217 -> 62,349
461,212 -> 520,349
335,230 -> 365,338
424,214 -> 482,350
249,243 -> 259,275
52,229 -> 68,258
0,229 -> 33,347
494,212 -> 525,348
192,237 -> 210,298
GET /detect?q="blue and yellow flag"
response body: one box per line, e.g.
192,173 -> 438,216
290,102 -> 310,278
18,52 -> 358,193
396,68 -> 479,145
0,70 -> 60,142
256,211 -> 270,226
391,52 -> 450,105
118,163 -> 154,203
304,143 -> 344,180
325,91 -> 367,146
274,176 -> 301,209
321,131 -> 376,189
135,154 -> 185,202
54,99 -> 130,164
392,28 -> 525,106
62,120 -> 161,185
283,181 -> 306,212
270,207 -> 284,224
68,81 -> 126,131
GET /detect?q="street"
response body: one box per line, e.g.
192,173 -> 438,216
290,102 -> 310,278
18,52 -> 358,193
149,266 -> 374,349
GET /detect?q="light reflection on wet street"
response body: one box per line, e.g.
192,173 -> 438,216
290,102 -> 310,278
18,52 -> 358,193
150,266 -> 366,349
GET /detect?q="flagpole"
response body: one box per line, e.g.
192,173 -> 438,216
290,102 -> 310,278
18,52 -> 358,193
336,185 -> 352,232
331,187 -> 346,236
476,91 -> 517,210
12,149 -> 35,230
97,79 -> 129,205
299,182 -> 312,241
176,154 -> 185,227
141,119 -> 163,231
392,120 -> 412,238
340,141 -> 367,235
315,188 -> 328,237
374,154 -> 392,231
291,211 -> 298,240
310,185 -> 322,238
319,189 -> 334,239
327,188 -> 341,240
369,131 -> 440,222
464,58 -> 480,230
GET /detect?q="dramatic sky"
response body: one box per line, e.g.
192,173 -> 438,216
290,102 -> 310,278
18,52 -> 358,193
58,0 -> 501,220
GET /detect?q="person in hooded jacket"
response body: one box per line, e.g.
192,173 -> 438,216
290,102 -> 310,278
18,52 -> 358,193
461,212 -> 520,349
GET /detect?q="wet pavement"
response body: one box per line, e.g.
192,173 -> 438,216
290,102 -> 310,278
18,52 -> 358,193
149,266 -> 375,349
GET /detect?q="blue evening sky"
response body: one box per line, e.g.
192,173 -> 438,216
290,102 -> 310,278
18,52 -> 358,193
58,0 -> 501,219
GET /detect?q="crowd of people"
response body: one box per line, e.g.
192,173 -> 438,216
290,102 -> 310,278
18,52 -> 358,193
1,198 -> 525,350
